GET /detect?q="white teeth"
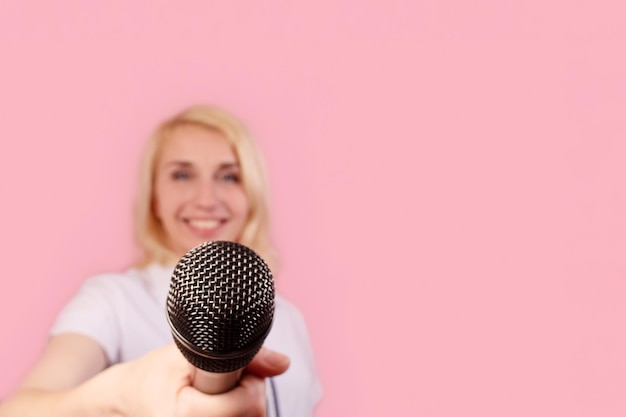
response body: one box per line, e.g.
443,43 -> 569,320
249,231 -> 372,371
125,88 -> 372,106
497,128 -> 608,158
189,219 -> 220,230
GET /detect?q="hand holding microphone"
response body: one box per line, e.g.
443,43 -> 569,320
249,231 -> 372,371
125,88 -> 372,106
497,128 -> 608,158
108,343 -> 289,417
110,241 -> 285,417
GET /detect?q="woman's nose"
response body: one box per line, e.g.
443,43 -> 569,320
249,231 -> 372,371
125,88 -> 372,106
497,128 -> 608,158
193,180 -> 220,207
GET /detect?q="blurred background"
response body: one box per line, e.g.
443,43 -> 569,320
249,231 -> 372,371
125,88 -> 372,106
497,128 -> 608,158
1,1 -> 625,416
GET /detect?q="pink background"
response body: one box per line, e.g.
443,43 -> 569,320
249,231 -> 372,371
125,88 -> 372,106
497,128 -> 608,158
1,1 -> 625,416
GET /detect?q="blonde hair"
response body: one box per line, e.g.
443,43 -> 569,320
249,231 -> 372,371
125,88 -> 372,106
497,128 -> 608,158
134,105 -> 277,271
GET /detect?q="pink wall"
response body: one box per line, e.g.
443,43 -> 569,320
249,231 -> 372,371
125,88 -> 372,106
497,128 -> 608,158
1,1 -> 625,416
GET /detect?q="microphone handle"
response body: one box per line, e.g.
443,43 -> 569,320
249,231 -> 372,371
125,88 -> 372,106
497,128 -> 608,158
190,366 -> 244,394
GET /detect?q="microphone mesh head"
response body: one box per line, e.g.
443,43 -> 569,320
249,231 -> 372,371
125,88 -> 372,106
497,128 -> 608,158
166,241 -> 275,373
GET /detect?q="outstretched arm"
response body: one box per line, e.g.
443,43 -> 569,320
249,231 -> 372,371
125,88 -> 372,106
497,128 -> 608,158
0,334 -> 289,417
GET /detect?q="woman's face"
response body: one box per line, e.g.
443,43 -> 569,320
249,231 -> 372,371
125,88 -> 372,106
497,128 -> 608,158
153,124 -> 250,257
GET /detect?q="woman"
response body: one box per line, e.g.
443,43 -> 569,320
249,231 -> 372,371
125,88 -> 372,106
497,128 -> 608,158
0,105 -> 322,417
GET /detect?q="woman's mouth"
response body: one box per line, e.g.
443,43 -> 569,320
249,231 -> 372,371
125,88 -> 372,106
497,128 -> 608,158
187,219 -> 222,231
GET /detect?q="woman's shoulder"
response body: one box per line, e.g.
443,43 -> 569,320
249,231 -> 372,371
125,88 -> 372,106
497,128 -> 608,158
76,263 -> 171,295
275,294 -> 304,317
79,267 -> 143,288
273,293 -> 312,337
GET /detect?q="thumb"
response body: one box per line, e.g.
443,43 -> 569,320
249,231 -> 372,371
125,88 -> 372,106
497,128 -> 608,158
245,347 -> 290,377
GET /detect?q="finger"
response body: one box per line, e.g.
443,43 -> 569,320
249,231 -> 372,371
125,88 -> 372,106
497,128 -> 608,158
176,374 -> 267,417
245,347 -> 290,377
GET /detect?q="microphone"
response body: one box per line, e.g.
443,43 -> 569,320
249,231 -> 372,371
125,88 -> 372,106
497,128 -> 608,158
166,240 -> 275,394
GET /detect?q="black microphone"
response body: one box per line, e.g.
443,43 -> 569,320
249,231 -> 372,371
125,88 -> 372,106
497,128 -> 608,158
166,240 -> 275,393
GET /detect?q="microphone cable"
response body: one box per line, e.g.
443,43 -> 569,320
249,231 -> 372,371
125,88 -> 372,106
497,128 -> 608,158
268,377 -> 281,417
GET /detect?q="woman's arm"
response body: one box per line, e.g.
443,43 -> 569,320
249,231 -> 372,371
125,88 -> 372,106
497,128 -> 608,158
0,334 -> 111,416
0,335 -> 290,417
20,334 -> 109,391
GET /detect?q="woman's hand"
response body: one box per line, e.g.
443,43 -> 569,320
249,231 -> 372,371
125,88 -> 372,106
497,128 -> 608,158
92,344 -> 290,417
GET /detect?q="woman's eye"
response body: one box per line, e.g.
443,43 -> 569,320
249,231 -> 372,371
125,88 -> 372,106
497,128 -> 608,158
172,171 -> 190,180
221,172 -> 240,183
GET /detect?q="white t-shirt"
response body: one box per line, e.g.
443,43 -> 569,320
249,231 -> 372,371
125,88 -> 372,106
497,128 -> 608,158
51,263 -> 322,417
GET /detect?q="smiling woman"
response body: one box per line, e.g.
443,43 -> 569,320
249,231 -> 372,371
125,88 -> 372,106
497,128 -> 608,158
0,105 -> 322,417
153,126 -> 250,257
135,106 -> 277,270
